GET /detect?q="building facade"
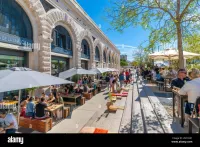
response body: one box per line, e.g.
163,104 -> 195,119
0,0 -> 120,76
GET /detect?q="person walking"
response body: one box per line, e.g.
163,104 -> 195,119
119,72 -> 124,88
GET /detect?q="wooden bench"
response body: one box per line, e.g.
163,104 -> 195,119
19,117 -> 52,133
188,118 -> 200,133
64,102 -> 76,105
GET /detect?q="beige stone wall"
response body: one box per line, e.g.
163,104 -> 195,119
14,0 -> 120,73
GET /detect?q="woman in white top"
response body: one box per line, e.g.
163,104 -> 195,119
178,68 -> 200,126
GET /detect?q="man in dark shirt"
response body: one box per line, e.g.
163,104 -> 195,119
171,69 -> 190,88
35,98 -> 48,119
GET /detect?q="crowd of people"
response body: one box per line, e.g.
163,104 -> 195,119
136,65 -> 200,127
105,69 -> 133,93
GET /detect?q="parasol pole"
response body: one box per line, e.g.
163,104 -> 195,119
17,89 -> 21,124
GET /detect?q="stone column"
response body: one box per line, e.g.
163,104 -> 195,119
76,43 -> 82,68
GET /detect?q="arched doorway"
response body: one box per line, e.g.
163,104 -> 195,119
0,0 -> 33,99
51,25 -> 73,76
0,0 -> 33,70
95,46 -> 100,67
81,39 -> 90,69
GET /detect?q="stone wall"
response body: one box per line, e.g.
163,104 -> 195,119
16,0 -> 120,73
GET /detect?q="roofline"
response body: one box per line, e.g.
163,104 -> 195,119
70,0 -> 120,54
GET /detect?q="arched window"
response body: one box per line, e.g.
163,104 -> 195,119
81,39 -> 90,59
95,46 -> 100,61
0,0 -> 33,41
109,53 -> 111,63
51,25 -> 73,55
103,51 -> 106,62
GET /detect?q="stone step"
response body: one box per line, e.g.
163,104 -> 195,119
131,82 -> 144,133
139,82 -> 164,133
119,85 -> 133,133
143,85 -> 173,133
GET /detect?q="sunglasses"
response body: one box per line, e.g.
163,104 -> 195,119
180,72 -> 187,74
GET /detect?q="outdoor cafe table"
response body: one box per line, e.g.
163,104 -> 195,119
61,94 -> 81,108
46,103 -> 64,125
172,89 -> 188,127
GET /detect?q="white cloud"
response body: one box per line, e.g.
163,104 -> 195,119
116,44 -> 138,61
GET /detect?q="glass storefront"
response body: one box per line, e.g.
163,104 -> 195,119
0,48 -> 27,70
0,55 -> 25,70
51,56 -> 69,76
0,49 -> 28,99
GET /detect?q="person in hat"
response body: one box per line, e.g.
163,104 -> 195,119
0,109 -> 18,134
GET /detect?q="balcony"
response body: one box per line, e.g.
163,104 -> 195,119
81,53 -> 90,59
51,44 -> 73,56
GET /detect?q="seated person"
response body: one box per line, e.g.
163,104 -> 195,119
54,93 -> 64,120
12,96 -> 18,101
0,110 -> 18,134
112,79 -> 127,93
78,78 -> 83,86
41,92 -> 48,101
25,97 -> 35,118
111,79 -> 118,93
178,68 -> 200,126
55,93 -> 64,104
167,67 -> 177,78
156,71 -> 164,82
20,96 -> 29,117
64,85 -> 70,95
47,92 -> 55,103
35,98 -> 48,119
82,77 -> 88,85
171,69 -> 190,89
75,86 -> 83,94
83,84 -> 91,93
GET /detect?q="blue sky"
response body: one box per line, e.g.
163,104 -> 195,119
76,0 -> 150,61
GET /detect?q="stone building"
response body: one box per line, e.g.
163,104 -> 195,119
0,0 -> 120,76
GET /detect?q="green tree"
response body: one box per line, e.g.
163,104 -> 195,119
120,59 -> 128,66
132,46 -> 153,67
106,0 -> 200,68
184,34 -> 200,69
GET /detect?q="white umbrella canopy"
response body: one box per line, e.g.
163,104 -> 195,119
105,68 -> 116,72
59,67 -> 96,79
0,67 -> 74,123
89,68 -> 110,74
149,48 -> 200,60
0,67 -> 73,93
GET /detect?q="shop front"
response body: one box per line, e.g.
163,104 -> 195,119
51,56 -> 69,77
0,48 -> 28,70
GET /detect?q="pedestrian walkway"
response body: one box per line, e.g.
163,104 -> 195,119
134,77 -> 199,133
